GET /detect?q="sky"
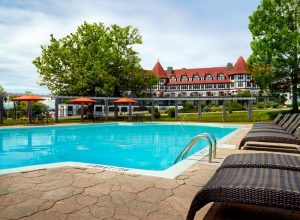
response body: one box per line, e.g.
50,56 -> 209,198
0,0 -> 260,95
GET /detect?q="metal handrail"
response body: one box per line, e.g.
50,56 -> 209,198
201,133 -> 217,159
174,133 -> 216,164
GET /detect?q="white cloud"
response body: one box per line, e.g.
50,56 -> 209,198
0,0 -> 259,94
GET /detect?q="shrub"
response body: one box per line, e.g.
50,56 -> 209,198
211,105 -> 222,112
166,108 -> 175,118
271,103 -> 279,108
203,106 -> 211,112
255,103 -> 264,109
264,102 -> 271,108
227,101 -> 243,111
148,107 -> 161,118
179,103 -> 196,113
286,104 -> 292,108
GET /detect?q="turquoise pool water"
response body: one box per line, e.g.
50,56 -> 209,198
0,123 -> 237,171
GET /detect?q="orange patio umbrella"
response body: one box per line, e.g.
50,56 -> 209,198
68,97 -> 96,122
112,98 -> 137,104
11,95 -> 46,124
113,98 -> 137,121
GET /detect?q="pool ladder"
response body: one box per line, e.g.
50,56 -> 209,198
174,133 -> 217,164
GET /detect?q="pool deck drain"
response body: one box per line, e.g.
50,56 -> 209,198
0,125 -> 300,220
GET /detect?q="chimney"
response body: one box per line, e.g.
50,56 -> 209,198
227,62 -> 233,71
167,67 -> 173,74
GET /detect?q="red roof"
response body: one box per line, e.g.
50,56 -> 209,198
152,61 -> 168,78
168,79 -> 231,85
230,56 -> 249,75
150,56 -> 249,85
171,67 -> 228,78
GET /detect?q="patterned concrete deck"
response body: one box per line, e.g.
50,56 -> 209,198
0,125 -> 300,220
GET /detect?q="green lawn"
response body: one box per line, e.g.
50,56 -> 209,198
0,109 -> 278,126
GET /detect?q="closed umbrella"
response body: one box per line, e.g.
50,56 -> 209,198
68,97 -> 96,122
113,98 -> 137,121
11,95 -> 46,124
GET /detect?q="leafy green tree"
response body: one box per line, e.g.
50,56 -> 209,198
248,0 -> 300,111
33,22 -> 158,97
0,85 -> 4,94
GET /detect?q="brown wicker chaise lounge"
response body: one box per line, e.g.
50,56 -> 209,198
242,141 -> 300,154
186,154 -> 300,220
253,113 -> 283,127
238,131 -> 300,149
249,113 -> 300,134
217,153 -> 300,171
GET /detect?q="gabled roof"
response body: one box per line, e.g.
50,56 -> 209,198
172,67 -> 228,78
152,61 -> 168,78
230,56 -> 249,74
168,79 -> 231,85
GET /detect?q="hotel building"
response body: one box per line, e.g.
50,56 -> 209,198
151,56 -> 259,97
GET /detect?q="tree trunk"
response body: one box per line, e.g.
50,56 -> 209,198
291,82 -> 298,112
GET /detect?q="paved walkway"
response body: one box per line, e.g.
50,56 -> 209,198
0,125 -> 300,220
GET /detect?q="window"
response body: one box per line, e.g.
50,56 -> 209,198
238,82 -> 243,87
181,85 -> 188,90
160,79 -> 165,84
247,82 -> 251,88
247,75 -> 251,80
217,73 -> 225,80
238,75 -> 244,81
206,84 -> 212,89
230,75 -> 234,80
169,85 -> 177,90
230,82 -> 234,87
181,76 -> 188,81
205,74 -> 212,80
193,75 -> 200,81
193,84 -> 200,90
170,77 -> 176,82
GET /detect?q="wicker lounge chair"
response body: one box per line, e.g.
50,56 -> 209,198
253,113 -> 290,128
241,141 -> 300,154
186,167 -> 300,220
249,114 -> 300,134
253,113 -> 283,127
238,131 -> 300,149
217,153 -> 300,171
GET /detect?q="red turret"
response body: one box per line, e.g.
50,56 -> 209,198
152,60 -> 168,78
231,56 -> 249,74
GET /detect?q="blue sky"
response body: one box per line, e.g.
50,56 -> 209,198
0,0 -> 260,94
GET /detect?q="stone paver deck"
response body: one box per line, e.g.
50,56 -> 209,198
1,125 -> 300,220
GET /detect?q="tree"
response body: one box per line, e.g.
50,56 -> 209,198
33,22 -> 158,97
0,85 -> 5,94
248,0 -> 300,111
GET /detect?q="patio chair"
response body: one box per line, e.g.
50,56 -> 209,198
186,167 -> 300,220
217,153 -> 300,171
241,141 -> 300,154
249,113 -> 300,134
238,131 -> 300,149
253,113 -> 290,128
252,113 -> 283,127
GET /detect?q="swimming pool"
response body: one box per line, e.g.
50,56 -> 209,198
0,123 -> 237,171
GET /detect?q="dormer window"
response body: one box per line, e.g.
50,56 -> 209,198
205,74 -> 212,80
181,76 -> 188,82
170,77 -> 176,82
217,73 -> 225,80
193,75 -> 200,81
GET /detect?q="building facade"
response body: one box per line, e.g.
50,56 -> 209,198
151,56 -> 259,97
